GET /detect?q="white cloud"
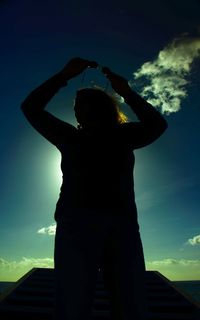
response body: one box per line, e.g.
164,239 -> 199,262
0,257 -> 54,281
37,224 -> 56,235
147,258 -> 200,267
0,257 -> 54,270
1,256 -> 200,282
132,33 -> 200,114
146,258 -> 200,280
188,234 -> 200,246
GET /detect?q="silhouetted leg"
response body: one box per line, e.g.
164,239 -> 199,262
101,231 -> 123,320
101,215 -> 147,320
54,213 -> 106,320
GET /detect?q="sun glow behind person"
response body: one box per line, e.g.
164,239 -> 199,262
46,148 -> 63,194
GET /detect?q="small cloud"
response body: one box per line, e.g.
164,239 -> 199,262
37,224 -> 56,235
132,33 -> 200,114
188,234 -> 200,246
150,259 -> 179,266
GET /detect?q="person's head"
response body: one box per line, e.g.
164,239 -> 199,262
74,87 -> 127,129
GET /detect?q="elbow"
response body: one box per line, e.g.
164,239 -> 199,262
20,97 -> 34,116
20,99 -> 35,121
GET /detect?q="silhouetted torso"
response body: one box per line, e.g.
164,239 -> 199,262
21,72 -> 167,223
55,124 -> 137,220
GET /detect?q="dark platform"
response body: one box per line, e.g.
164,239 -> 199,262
0,268 -> 199,319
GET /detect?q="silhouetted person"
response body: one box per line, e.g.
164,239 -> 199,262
21,57 -> 168,320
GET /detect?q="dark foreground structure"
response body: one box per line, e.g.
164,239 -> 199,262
0,268 -> 199,320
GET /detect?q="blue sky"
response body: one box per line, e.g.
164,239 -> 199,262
0,0 -> 200,281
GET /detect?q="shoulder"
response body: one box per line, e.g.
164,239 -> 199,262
56,123 -> 78,150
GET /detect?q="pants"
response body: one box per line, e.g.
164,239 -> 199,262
54,209 -> 147,320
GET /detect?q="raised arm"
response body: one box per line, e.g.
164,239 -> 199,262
21,57 -> 98,147
102,67 -> 168,148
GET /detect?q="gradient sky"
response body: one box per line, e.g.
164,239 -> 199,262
1,0 -> 200,281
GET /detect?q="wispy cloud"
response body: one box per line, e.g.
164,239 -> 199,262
0,257 -> 53,270
188,234 -> 200,246
0,257 -> 54,281
146,258 -> 200,280
37,224 -> 56,235
147,258 -> 200,266
132,33 -> 200,114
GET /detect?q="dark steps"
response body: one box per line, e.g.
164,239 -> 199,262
0,268 -> 199,319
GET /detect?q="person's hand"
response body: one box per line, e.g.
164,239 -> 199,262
61,57 -> 98,80
101,67 -> 132,97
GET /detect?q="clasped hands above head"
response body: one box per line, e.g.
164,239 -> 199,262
61,57 -> 131,98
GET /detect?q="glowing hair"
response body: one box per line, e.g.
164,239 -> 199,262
74,87 -> 128,129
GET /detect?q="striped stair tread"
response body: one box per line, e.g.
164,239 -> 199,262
0,268 -> 199,319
